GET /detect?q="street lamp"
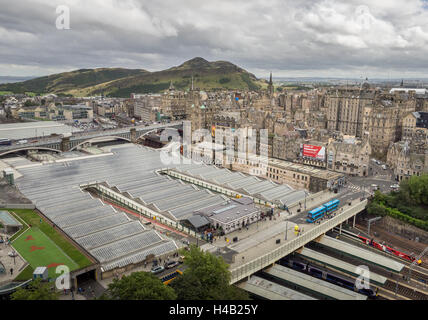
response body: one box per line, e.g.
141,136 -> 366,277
285,220 -> 288,241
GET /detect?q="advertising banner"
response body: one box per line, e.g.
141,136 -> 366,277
302,144 -> 325,161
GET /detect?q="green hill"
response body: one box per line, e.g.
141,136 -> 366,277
0,68 -> 147,96
0,58 -> 265,97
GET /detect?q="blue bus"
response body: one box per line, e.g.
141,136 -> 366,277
306,206 -> 327,223
323,199 -> 340,215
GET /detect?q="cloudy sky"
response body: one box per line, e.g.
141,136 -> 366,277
1,0 -> 428,78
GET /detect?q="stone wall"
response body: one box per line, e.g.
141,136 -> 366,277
377,215 -> 428,244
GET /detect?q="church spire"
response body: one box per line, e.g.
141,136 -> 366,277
267,72 -> 273,96
169,80 -> 175,91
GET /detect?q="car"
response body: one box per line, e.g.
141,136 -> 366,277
390,184 -> 400,190
151,266 -> 165,274
165,261 -> 180,269
371,184 -> 379,190
381,165 -> 387,170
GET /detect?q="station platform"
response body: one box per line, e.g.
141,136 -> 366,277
316,236 -> 404,273
297,247 -> 387,285
237,275 -> 316,300
263,264 -> 367,300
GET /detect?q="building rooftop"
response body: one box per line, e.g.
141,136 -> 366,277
195,198 -> 260,224
0,121 -> 82,140
268,158 -> 342,180
0,211 -> 22,227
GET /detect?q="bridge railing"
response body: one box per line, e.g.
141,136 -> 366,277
229,199 -> 367,284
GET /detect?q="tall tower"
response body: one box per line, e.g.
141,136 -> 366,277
267,72 -> 273,97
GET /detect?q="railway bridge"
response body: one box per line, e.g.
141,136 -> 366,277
0,121 -> 183,157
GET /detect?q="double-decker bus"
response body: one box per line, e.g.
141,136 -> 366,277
306,206 -> 327,223
323,199 -> 340,216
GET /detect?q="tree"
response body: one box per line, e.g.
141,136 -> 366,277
104,271 -> 177,300
11,279 -> 60,300
397,174 -> 428,206
23,99 -> 38,107
170,245 -> 249,300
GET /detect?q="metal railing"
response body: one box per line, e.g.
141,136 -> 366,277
229,199 -> 367,283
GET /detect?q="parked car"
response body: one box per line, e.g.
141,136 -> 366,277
381,164 -> 387,170
165,261 -> 180,269
371,184 -> 379,190
151,265 -> 165,274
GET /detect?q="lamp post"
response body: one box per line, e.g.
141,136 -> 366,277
285,220 -> 288,241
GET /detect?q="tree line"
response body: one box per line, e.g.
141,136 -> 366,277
11,245 -> 249,300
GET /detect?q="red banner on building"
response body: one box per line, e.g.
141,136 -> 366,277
302,144 -> 325,160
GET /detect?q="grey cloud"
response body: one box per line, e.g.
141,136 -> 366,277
1,0 -> 428,78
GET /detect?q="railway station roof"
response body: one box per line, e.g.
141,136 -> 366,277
317,236 -> 405,273
298,247 -> 387,285
237,275 -> 317,300
0,121 -> 81,140
265,264 -> 367,300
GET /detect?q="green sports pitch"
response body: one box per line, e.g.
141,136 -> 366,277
12,227 -> 79,279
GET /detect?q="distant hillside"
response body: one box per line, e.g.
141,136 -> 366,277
0,58 -> 265,97
0,68 -> 147,96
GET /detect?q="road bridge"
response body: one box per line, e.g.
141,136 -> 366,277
0,121 -> 183,157
228,200 -> 368,284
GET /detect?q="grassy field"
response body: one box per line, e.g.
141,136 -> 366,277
0,91 -> 13,95
1,208 -> 93,280
12,227 -> 79,279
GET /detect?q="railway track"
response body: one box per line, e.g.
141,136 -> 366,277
331,228 -> 428,285
306,241 -> 428,300
353,223 -> 428,266
383,280 -> 428,300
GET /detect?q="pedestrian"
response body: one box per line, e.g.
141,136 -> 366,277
10,268 -> 13,275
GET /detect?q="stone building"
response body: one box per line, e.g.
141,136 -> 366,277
271,132 -> 301,161
326,84 -> 375,137
402,112 -> 428,144
326,139 -> 371,177
387,141 -> 428,181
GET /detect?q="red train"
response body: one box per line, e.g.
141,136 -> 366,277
339,229 -> 421,265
